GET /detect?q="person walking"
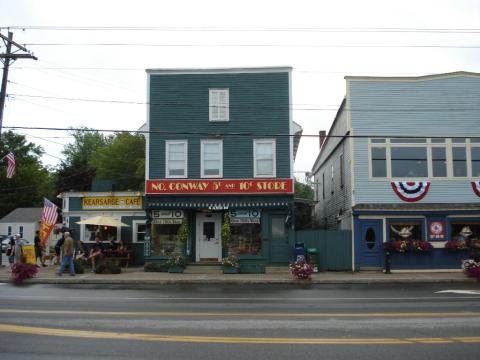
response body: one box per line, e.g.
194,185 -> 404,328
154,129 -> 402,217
56,231 -> 75,276
34,230 -> 47,267
6,236 -> 16,271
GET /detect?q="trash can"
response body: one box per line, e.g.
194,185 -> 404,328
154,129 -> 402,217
306,248 -> 319,272
293,243 -> 306,261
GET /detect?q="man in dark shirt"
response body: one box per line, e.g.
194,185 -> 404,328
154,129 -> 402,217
89,235 -> 104,273
34,230 -> 47,267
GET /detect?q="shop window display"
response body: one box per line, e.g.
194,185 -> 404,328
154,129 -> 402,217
451,223 -> 480,242
389,221 -> 423,241
229,223 -> 262,256
151,223 -> 183,256
83,225 -> 117,243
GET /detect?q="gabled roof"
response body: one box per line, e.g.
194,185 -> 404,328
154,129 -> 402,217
0,208 -> 42,223
292,121 -> 303,161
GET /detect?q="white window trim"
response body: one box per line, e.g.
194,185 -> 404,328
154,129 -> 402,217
165,140 -> 188,179
201,139 -> 223,178
209,88 -> 229,122
132,220 -> 146,243
368,138 -> 480,180
253,139 -> 276,178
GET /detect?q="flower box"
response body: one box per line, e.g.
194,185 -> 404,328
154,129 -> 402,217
168,266 -> 184,273
222,267 -> 239,274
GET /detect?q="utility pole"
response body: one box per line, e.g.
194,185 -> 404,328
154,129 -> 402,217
0,30 -> 38,135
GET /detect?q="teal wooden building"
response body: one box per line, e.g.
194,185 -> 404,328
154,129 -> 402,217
144,67 -> 302,271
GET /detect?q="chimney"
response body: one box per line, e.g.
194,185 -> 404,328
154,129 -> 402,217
319,130 -> 327,149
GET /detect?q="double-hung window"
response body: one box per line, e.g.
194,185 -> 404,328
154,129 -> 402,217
472,139 -> 480,177
209,89 -> 229,122
254,139 -> 276,178
201,140 -> 223,178
166,140 -> 187,178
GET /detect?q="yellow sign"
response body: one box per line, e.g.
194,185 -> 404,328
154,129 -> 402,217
22,244 -> 36,265
82,196 -> 142,210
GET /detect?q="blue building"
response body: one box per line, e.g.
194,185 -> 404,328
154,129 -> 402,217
311,72 -> 480,271
144,67 -> 302,270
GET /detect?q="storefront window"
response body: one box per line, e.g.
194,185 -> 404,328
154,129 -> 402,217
83,225 -> 118,243
389,221 -> 423,241
450,222 -> 480,242
229,223 -> 262,256
151,223 -> 183,256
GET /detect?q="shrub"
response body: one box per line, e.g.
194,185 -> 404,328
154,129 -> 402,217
166,254 -> 187,268
144,262 -> 169,272
222,254 -> 240,268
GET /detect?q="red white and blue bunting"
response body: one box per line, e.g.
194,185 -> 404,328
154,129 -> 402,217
472,181 -> 480,197
391,181 -> 430,202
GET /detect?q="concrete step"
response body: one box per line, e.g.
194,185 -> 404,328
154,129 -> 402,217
184,264 -> 223,274
265,266 -> 290,274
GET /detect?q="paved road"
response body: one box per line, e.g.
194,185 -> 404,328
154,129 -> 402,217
0,283 -> 479,359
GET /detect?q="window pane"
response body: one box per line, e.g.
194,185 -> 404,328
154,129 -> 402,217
431,138 -> 446,143
371,147 -> 386,177
391,147 -> 427,177
151,223 -> 182,256
229,223 -> 261,256
432,147 -> 447,177
389,222 -> 422,241
371,138 -> 386,143
202,141 -> 221,176
391,138 -> 426,143
272,217 -> 286,237
257,159 -> 273,175
452,138 -> 466,143
472,147 -> 480,177
451,223 -> 480,241
256,143 -> 273,158
471,138 -> 480,143
452,147 -> 467,177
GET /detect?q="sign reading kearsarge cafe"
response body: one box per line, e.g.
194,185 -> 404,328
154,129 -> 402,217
82,196 -> 143,210
146,179 -> 294,195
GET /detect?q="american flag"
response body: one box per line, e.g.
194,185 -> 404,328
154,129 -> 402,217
41,198 -> 59,225
4,152 -> 15,178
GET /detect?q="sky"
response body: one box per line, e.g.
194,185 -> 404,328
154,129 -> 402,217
1,0 -> 479,182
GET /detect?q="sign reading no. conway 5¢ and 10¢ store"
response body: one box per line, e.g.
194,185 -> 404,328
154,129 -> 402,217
82,196 -> 143,210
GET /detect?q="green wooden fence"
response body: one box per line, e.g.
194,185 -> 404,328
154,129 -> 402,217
295,230 -> 352,271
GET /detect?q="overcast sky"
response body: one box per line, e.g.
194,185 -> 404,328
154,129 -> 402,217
1,0 -> 479,181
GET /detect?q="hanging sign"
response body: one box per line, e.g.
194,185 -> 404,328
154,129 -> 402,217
391,181 -> 430,202
146,179 -> 293,195
428,220 -> 445,241
230,209 -> 261,224
472,181 -> 480,197
151,210 -> 184,224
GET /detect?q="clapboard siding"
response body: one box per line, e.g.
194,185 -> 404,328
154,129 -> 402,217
349,75 -> 480,204
312,107 -> 353,230
148,72 -> 291,179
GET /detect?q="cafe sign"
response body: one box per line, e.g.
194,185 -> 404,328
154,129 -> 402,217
152,210 -> 184,224
82,196 -> 142,210
146,179 -> 294,195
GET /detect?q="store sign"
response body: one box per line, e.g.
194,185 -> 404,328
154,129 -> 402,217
428,220 -> 445,240
146,179 -> 294,194
151,210 -> 184,224
230,209 -> 261,224
82,196 -> 142,210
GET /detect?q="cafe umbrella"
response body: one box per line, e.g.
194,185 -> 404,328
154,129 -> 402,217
76,215 -> 130,227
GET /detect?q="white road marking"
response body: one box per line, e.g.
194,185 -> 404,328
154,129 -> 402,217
436,290 -> 480,295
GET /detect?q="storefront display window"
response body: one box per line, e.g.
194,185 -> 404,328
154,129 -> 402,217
229,223 -> 262,256
450,222 -> 480,242
151,223 -> 183,256
83,225 -> 118,243
389,221 -> 423,241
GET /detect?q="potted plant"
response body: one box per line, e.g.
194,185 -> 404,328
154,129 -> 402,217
11,263 -> 38,284
462,259 -> 480,279
410,240 -> 433,253
222,254 -> 240,274
444,239 -> 469,252
290,259 -> 313,280
221,213 -> 231,249
166,254 -> 187,273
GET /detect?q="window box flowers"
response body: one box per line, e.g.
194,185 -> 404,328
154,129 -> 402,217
222,255 -> 240,274
444,240 -> 469,252
290,259 -> 313,280
384,240 -> 432,254
11,263 -> 38,284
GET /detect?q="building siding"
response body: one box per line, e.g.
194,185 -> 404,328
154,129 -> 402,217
312,107 -> 353,230
148,72 -> 291,179
349,75 -> 480,204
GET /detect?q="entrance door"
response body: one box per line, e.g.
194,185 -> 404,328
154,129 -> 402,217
359,220 -> 384,269
269,214 -> 290,263
196,213 -> 222,262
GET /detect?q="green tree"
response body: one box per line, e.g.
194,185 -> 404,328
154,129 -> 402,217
0,131 -> 54,218
54,128 -> 111,192
294,180 -> 314,230
90,132 -> 145,191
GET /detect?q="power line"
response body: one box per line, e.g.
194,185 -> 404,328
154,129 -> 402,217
4,125 -> 480,139
23,43 -> 480,49
8,94 -> 480,112
3,26 -> 480,33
